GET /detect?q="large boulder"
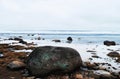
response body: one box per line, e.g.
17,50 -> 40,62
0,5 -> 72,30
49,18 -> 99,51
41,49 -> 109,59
103,40 -> 116,46
25,46 -> 82,77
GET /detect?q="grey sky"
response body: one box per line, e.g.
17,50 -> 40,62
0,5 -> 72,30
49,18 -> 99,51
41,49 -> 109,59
0,0 -> 120,31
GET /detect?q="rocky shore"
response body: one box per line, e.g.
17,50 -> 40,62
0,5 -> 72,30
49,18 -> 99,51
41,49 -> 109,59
0,43 -> 92,79
0,37 -> 120,79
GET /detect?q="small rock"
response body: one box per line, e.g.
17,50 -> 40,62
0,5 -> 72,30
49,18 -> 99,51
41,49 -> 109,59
107,51 -> 120,57
0,52 -> 4,58
74,73 -> 83,79
10,77 -> 15,79
87,50 -> 96,52
52,39 -> 61,42
19,39 -> 27,44
37,37 -> 41,40
104,40 -> 116,46
67,37 -> 73,43
116,58 -> 120,63
19,36 -> 23,38
92,55 -> 101,58
7,60 -> 26,70
83,62 -> 97,69
14,37 -> 22,41
31,34 -> 34,36
98,66 -> 106,70
94,70 -> 111,76
8,38 -> 14,40
94,71 -> 118,79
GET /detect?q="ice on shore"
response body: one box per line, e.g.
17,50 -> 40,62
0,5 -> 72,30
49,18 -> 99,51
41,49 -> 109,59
33,41 -> 120,74
14,49 -> 32,53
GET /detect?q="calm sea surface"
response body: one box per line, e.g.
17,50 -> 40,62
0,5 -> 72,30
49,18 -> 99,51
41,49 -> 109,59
0,30 -> 120,44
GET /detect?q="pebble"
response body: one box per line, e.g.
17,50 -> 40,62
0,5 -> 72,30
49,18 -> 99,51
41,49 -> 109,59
7,60 -> 26,70
10,77 -> 15,79
74,73 -> 83,79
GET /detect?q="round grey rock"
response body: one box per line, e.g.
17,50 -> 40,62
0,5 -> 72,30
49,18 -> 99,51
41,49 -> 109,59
25,46 -> 82,77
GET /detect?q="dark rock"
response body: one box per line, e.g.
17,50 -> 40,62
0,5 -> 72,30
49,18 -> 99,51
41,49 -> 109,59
18,36 -> 22,38
25,46 -> 82,77
87,50 -> 96,52
104,40 -> 116,46
89,58 -> 93,60
99,75 -> 115,79
14,37 -> 22,41
83,62 -> 97,69
52,39 -> 61,42
92,55 -> 101,58
116,58 -> 120,63
107,51 -> 120,57
28,34 -> 30,36
8,38 -> 14,40
31,34 -> 34,36
7,61 -> 26,70
107,49 -> 114,51
13,37 -> 27,44
37,37 -> 41,40
19,39 -> 27,44
0,52 -> 4,58
67,37 -> 73,43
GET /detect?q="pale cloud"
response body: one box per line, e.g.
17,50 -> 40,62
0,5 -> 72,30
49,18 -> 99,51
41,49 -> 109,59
0,0 -> 120,31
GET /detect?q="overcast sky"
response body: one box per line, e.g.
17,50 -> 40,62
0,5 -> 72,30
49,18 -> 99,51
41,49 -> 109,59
0,0 -> 120,32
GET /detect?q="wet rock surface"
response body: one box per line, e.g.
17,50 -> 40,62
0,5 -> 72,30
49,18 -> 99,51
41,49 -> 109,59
104,40 -> 116,46
9,37 -> 27,44
25,46 -> 82,77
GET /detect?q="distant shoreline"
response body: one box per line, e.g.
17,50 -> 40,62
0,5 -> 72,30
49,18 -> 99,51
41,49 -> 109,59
0,30 -> 120,34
